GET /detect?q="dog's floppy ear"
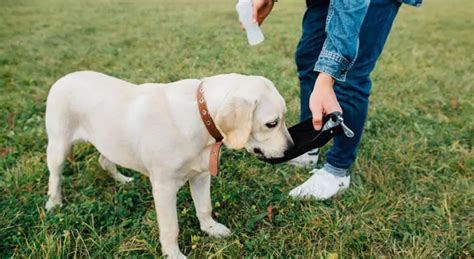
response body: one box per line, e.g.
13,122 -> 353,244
215,96 -> 256,150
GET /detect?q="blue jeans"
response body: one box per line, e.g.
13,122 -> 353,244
295,0 -> 401,173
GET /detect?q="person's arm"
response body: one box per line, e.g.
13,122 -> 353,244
250,0 -> 370,130
314,0 -> 370,81
311,0 -> 370,130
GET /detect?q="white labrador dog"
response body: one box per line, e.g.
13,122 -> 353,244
45,71 -> 293,258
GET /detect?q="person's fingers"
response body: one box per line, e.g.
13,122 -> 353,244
240,21 -> 245,31
326,102 -> 342,114
252,1 -> 259,24
257,15 -> 266,26
312,105 -> 323,131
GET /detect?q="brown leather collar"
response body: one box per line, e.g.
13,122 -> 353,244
197,82 -> 223,176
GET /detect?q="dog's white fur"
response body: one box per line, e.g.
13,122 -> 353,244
45,71 -> 292,258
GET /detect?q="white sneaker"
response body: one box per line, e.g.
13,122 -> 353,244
289,168 -> 350,200
287,149 -> 320,167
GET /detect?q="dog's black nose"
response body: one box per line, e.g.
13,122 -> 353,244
253,148 -> 264,155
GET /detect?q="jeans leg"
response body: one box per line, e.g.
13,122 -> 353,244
295,1 -> 329,122
325,0 -> 402,170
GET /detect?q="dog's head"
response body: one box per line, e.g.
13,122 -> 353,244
214,74 -> 293,159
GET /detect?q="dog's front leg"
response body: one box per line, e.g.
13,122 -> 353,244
150,178 -> 186,259
189,173 -> 231,237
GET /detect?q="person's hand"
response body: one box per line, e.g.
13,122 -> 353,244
309,73 -> 342,130
252,0 -> 274,25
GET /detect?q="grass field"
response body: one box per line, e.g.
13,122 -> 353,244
0,0 -> 473,257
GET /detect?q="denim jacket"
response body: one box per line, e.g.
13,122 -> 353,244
313,0 -> 422,81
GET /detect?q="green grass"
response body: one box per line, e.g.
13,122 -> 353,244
1,0 -> 473,257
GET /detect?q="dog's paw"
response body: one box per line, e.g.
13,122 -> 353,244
164,250 -> 187,259
45,199 -> 62,211
201,221 -> 231,238
117,175 -> 133,184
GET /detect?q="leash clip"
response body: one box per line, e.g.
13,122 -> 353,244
321,112 -> 354,138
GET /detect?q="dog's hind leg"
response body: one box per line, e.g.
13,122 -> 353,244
99,155 -> 133,183
45,138 -> 71,211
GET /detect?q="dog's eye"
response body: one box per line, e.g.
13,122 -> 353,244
265,120 -> 278,128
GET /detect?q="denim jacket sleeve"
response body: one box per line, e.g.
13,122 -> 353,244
313,0 -> 370,82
